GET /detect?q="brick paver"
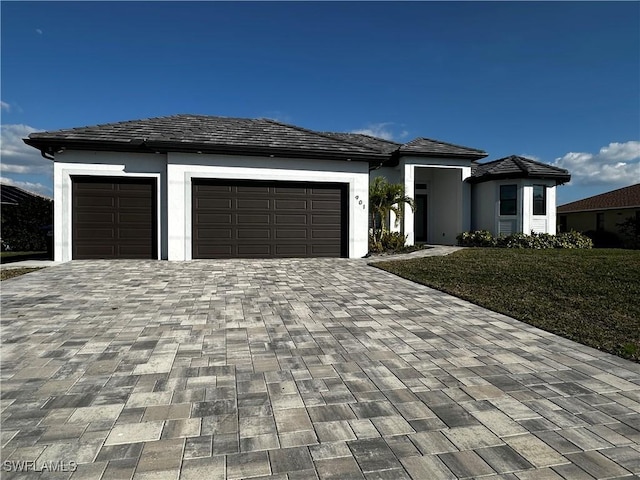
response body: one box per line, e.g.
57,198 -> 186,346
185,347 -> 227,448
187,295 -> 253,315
1,258 -> 639,479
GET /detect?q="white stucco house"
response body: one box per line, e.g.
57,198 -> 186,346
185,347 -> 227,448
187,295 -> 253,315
24,114 -> 570,261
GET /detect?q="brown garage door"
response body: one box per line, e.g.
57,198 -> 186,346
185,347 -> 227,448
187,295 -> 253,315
72,177 -> 157,259
192,179 -> 347,258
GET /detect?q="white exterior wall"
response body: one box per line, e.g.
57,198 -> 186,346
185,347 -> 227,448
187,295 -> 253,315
472,179 -> 558,236
400,157 -> 472,245
53,151 -> 167,262
166,152 -> 369,260
52,150 -> 369,261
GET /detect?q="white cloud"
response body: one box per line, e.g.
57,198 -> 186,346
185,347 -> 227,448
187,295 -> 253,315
554,141 -> 640,187
0,124 -> 52,176
36,29 -> 43,35
0,176 -> 52,198
520,154 -> 542,163
352,123 -> 397,141
0,101 -> 10,112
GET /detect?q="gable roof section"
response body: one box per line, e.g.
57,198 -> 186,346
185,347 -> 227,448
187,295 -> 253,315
469,155 -> 571,185
1,183 -> 49,205
557,183 -> 640,213
24,114 -> 488,164
400,137 -> 487,159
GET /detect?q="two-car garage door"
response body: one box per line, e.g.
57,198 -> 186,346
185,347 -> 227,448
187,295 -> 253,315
71,177 -> 347,259
192,179 -> 347,258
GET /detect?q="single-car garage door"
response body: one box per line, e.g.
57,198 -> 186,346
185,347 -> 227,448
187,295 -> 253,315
72,177 -> 157,259
192,179 -> 347,258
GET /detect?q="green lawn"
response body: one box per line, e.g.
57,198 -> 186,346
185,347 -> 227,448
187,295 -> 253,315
1,267 -> 43,281
373,248 -> 640,362
0,251 -> 48,263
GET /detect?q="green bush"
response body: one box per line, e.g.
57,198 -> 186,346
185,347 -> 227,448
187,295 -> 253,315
457,230 -> 592,249
456,230 -> 496,247
369,231 -> 408,253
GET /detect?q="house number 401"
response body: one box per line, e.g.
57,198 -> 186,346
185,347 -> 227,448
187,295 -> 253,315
355,195 -> 365,210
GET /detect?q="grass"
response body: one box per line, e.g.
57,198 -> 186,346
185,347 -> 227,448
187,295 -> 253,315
0,251 -> 49,263
1,267 -> 43,281
373,248 -> 640,362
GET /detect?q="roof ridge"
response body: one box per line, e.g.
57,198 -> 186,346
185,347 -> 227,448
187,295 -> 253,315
262,119 -> 384,154
406,136 -> 486,154
325,131 -> 402,146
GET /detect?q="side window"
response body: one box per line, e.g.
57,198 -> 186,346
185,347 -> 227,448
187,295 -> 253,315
500,185 -> 517,216
597,212 -> 605,231
533,185 -> 546,215
559,215 -> 567,232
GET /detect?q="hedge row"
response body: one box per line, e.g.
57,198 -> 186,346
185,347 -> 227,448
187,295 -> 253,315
456,230 -> 593,249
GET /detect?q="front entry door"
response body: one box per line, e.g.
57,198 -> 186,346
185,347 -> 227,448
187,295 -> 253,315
415,194 -> 428,242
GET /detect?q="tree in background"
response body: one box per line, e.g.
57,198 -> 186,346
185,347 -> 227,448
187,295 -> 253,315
1,196 -> 53,251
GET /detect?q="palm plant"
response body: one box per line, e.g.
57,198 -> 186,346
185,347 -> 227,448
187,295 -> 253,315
369,176 -> 415,245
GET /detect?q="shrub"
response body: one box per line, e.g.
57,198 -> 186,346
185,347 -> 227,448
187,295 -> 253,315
369,231 -> 408,253
456,230 -> 496,247
457,230 -> 592,249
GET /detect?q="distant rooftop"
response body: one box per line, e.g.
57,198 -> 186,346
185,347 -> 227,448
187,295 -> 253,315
558,183 -> 640,213
1,183 -> 50,205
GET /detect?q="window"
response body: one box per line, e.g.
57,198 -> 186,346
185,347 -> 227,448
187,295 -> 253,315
500,185 -> 517,216
597,212 -> 605,231
533,185 -> 546,215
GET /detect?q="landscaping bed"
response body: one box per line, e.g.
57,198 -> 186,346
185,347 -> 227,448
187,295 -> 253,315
1,267 -> 43,281
374,248 -> 640,362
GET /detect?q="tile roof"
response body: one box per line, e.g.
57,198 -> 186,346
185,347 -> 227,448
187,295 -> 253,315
400,137 -> 487,159
1,184 -> 49,205
469,155 -> 571,184
24,114 -> 488,163
557,183 -> 640,213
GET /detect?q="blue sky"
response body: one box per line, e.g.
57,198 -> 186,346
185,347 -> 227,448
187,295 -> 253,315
1,1 -> 639,205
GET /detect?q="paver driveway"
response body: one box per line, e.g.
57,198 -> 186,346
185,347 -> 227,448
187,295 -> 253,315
1,259 -> 639,480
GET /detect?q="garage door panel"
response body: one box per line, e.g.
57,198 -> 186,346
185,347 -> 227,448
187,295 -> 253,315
237,199 -> 270,210
275,199 -> 307,210
237,214 -> 270,224
76,196 -> 116,208
197,213 -> 232,224
276,245 -> 308,255
312,214 -> 341,224
196,198 -> 232,209
237,186 -> 271,194
275,229 -> 308,239
196,228 -> 232,239
312,229 -> 341,239
237,229 -> 270,239
76,212 -> 115,223
275,214 -> 307,225
237,244 -> 271,255
192,180 -> 347,258
312,200 -> 342,210
72,177 -> 156,259
76,228 -> 115,240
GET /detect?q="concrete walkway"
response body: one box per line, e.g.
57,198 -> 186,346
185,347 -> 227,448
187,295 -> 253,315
1,259 -> 639,479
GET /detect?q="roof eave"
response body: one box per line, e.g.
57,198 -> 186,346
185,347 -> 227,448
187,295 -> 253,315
467,172 -> 571,185
24,137 -> 385,163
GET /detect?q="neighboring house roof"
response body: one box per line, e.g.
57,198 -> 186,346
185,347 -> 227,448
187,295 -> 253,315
469,155 -> 571,185
557,183 -> 640,213
24,114 -> 488,165
0,183 -> 49,205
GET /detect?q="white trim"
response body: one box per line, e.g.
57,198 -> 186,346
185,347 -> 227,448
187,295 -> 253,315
54,161 -> 163,262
